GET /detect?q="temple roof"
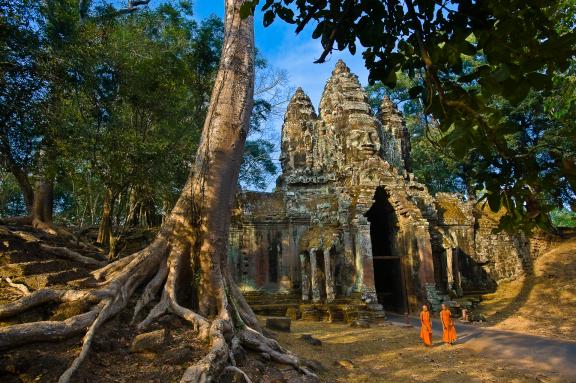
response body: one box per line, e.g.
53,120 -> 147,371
284,87 -> 317,123
319,60 -> 371,119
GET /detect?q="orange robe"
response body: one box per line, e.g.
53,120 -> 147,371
440,308 -> 457,344
420,310 -> 432,346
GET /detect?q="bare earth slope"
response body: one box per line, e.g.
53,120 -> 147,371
475,237 -> 576,340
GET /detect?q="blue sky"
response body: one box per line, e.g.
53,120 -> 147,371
193,3 -> 369,109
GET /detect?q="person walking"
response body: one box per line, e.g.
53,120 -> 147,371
420,305 -> 433,347
440,303 -> 457,345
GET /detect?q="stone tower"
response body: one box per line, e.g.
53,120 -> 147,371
380,96 -> 412,172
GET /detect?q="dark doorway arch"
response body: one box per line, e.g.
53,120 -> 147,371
365,187 -> 408,313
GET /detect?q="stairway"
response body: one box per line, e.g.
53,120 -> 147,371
242,290 -> 386,324
0,228 -> 102,296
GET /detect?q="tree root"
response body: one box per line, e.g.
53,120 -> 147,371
3,277 -> 30,295
223,366 -> 253,383
91,252 -> 138,281
180,318 -> 231,382
40,244 -> 106,267
0,309 -> 100,349
1,218 -> 103,254
58,299 -> 116,383
0,237 -> 315,383
0,288 -> 98,319
55,239 -> 169,382
132,261 -> 167,323
164,245 -> 211,337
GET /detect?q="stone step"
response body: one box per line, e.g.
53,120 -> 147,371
252,306 -> 296,317
245,297 -> 301,306
13,269 -> 89,290
0,260 -> 69,277
243,292 -> 300,300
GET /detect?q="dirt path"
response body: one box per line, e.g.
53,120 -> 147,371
269,317 -> 575,383
474,237 -> 576,340
388,313 -> 576,378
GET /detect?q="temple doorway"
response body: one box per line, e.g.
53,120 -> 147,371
366,187 -> 408,313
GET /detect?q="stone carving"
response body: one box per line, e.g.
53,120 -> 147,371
228,60 -> 531,317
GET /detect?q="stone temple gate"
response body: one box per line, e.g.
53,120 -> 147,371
228,60 -> 534,318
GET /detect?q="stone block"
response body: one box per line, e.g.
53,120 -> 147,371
286,307 -> 300,320
266,316 -> 291,332
130,329 -> 166,353
300,334 -> 322,346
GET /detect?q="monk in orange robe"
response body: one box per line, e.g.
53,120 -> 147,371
420,305 -> 432,346
440,303 -> 457,345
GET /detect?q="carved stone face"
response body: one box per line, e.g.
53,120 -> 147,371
347,126 -> 381,161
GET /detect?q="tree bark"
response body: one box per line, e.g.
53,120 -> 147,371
31,176 -> 54,223
152,0 -> 256,317
97,188 -> 115,246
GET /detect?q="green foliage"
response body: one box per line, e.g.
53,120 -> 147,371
240,139 -> 277,190
0,171 -> 27,217
239,55 -> 291,191
1,1 -> 282,226
47,5 -> 225,223
246,0 -> 576,231
0,2 -> 223,224
549,209 -> 576,228
366,74 -> 469,196
0,0 -> 46,173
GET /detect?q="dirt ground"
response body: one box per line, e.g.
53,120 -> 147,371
269,319 -> 574,383
475,237 -> 576,340
0,301 -> 209,383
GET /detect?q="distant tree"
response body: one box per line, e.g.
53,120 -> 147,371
0,0 -> 46,218
240,60 -> 292,190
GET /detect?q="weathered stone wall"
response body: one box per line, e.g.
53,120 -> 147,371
229,192 -> 307,290
433,193 -> 533,293
529,229 -> 561,259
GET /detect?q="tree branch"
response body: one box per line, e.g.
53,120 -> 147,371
314,0 -> 354,64
79,0 -> 152,21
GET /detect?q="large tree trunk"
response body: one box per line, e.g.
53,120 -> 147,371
0,1 -> 314,382
0,142 -> 34,213
3,172 -> 57,230
97,188 -> 115,246
0,147 -> 58,232
126,188 -> 159,228
31,176 -> 54,224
